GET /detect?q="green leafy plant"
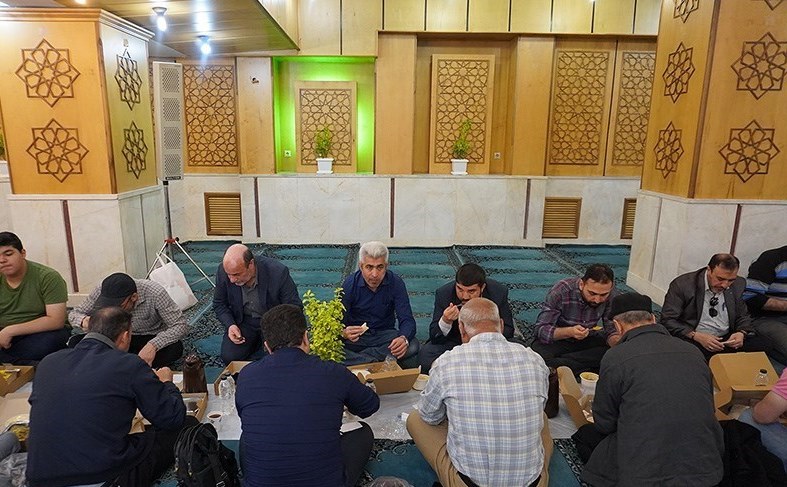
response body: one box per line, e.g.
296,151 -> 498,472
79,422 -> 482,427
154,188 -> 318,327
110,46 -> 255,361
314,126 -> 333,159
303,288 -> 345,363
451,119 -> 472,160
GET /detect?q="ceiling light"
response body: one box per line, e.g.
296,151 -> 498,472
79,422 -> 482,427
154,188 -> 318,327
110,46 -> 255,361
153,7 -> 167,32
75,0 -> 87,5
198,35 -> 212,55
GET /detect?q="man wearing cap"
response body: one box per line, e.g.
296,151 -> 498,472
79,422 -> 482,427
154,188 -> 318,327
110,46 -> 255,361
69,272 -> 187,367
580,292 -> 723,487
0,231 -> 70,364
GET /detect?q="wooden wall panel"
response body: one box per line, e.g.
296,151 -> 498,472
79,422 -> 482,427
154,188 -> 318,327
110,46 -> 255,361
593,0 -> 635,34
429,54 -> 495,174
0,13 -> 113,194
468,0 -> 509,33
510,37 -> 554,175
295,81 -> 357,173
605,40 -> 657,177
99,23 -> 156,194
694,0 -> 787,200
375,34 -> 417,174
342,0 -> 382,55
237,58 -> 275,174
640,0 -> 716,197
426,0 -> 467,32
181,59 -> 239,174
546,40 -> 616,176
297,0 -> 340,54
384,0 -> 425,31
510,0 -> 551,33
552,0 -> 592,34
634,0 -> 662,35
261,0 -> 299,42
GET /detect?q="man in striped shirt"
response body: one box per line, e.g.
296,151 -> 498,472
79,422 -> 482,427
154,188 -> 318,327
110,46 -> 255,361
407,297 -> 550,487
745,245 -> 787,363
530,264 -> 619,374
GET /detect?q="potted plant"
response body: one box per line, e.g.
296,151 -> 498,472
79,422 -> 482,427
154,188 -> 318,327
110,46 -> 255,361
303,288 -> 345,363
314,126 -> 334,174
450,119 -> 472,175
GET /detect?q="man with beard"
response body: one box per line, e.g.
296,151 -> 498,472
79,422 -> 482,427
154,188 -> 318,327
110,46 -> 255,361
531,264 -> 619,374
419,263 -> 514,373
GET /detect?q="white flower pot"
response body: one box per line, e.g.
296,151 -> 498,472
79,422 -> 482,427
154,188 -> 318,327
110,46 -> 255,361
316,157 -> 334,174
450,158 -> 468,175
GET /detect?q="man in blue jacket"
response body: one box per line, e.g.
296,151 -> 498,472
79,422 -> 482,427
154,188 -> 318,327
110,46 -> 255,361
213,243 -> 302,363
237,304 -> 379,486
26,306 -> 195,487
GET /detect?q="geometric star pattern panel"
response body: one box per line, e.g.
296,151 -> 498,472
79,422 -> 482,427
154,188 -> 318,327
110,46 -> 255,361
114,48 -> 142,110
719,120 -> 780,183
611,52 -> 656,166
430,55 -> 495,167
674,0 -> 700,23
183,64 -> 238,167
760,0 -> 784,10
549,50 -> 611,165
15,39 -> 81,108
654,122 -> 683,179
296,83 -> 355,166
122,121 -> 148,179
663,42 -> 695,102
731,32 -> 787,100
26,119 -> 88,183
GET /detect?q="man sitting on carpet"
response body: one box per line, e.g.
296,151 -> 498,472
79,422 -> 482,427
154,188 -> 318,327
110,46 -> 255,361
26,306 -> 197,487
341,241 -> 419,365
69,272 -> 188,367
408,297 -> 551,487
580,292 -> 723,487
531,264 -> 620,374
0,231 -> 70,365
661,253 -> 772,359
236,304 -> 379,487
419,263 -> 514,373
744,245 -> 787,363
214,243 -> 302,364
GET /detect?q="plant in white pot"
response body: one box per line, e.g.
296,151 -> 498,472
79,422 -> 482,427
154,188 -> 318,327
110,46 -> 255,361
450,119 -> 472,175
314,126 -> 334,174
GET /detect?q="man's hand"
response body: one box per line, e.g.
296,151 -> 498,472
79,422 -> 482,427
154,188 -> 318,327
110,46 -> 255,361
0,328 -> 14,349
138,342 -> 158,366
555,325 -> 589,341
442,303 -> 460,323
80,316 -> 91,331
692,331 -> 724,352
722,332 -> 745,349
228,324 -> 245,344
155,367 -> 174,383
343,325 -> 366,343
388,336 -> 408,358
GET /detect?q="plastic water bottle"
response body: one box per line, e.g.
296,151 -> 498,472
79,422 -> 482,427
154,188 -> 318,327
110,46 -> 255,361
219,373 -> 235,414
383,354 -> 398,372
365,378 -> 377,393
755,368 -> 768,386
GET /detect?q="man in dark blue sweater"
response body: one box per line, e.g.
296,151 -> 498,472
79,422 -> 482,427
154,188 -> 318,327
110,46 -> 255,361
26,306 -> 195,487
237,304 -> 380,487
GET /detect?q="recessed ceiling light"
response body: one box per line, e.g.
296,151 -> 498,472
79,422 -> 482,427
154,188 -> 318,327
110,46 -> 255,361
153,7 -> 167,32
198,35 -> 212,55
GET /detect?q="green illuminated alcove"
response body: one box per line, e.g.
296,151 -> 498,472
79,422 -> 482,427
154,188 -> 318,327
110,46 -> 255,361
272,56 -> 375,173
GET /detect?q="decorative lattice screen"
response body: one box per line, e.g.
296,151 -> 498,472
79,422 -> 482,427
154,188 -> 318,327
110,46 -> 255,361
295,81 -> 356,169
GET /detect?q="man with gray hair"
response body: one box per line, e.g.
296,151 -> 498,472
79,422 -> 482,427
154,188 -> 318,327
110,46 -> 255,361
407,297 -> 550,487
581,292 -> 723,486
341,241 -> 418,365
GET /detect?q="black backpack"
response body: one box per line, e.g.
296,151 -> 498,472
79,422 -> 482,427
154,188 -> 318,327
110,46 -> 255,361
174,423 -> 241,487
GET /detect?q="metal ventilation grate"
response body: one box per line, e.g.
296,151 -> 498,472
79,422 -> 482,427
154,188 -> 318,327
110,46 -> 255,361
620,198 -> 637,239
153,62 -> 185,181
204,192 -> 242,236
542,197 -> 582,238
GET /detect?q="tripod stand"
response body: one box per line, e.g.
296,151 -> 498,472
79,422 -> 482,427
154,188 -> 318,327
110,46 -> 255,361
146,180 -> 215,289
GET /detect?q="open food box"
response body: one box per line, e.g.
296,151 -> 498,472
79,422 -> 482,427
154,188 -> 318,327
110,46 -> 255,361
347,362 -> 420,395
0,365 -> 34,396
557,366 -> 594,428
0,392 -> 31,449
130,392 -> 208,433
213,361 -> 251,395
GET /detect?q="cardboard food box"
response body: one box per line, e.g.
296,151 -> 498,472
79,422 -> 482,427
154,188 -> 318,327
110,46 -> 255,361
347,362 -> 420,395
131,392 -> 208,433
213,361 -> 251,395
557,366 -> 594,428
0,365 -> 34,396
0,392 -> 31,447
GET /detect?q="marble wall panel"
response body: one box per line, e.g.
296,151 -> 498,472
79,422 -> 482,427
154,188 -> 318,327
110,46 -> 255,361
394,178 -> 457,245
239,177 -> 258,241
736,204 -> 787,274
68,199 -> 126,293
628,192 -> 661,283
526,178 -> 547,242
119,195 -> 146,278
453,178 -> 527,244
167,176 -> 242,241
140,188 -> 166,270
